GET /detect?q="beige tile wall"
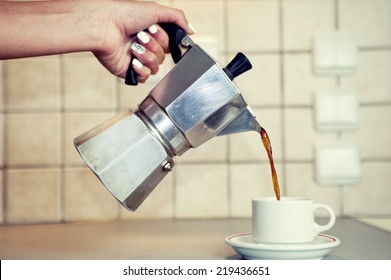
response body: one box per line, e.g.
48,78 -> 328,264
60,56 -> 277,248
1,0 -> 390,224
6,57 -> 59,111
6,168 -> 61,224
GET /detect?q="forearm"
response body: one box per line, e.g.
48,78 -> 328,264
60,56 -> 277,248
0,0 -> 104,59
0,0 -> 193,80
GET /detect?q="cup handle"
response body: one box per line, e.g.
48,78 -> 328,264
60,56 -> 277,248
312,203 -> 336,235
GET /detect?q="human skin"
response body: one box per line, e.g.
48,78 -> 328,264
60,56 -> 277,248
0,0 -> 194,83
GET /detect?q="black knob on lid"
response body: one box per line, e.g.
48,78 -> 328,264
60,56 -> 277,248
223,52 -> 252,81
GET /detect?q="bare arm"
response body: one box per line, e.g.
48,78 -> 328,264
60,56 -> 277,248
0,0 -> 194,82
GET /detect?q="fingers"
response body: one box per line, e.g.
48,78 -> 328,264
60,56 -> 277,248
129,11 -> 196,84
130,24 -> 170,83
131,57 -> 150,84
127,2 -> 196,84
147,24 -> 169,54
137,28 -> 166,63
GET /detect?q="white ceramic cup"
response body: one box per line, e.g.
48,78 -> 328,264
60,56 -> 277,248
252,197 -> 336,244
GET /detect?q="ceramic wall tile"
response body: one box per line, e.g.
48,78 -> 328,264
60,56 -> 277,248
0,0 -> 390,224
177,136 -> 227,163
230,108 -> 283,162
285,163 -> 342,217
63,53 -> 116,110
116,55 -> 174,111
63,167 -> 118,221
234,54 -> 281,107
343,162 -> 391,216
116,54 -> 174,111
341,50 -> 391,103
230,163 -> 284,217
6,113 -> 60,166
6,168 -> 61,224
151,0 -> 171,3
118,81 -> 154,110
227,0 -> 280,52
339,0 -> 391,47
118,55 -> 173,110
0,171 -> 3,224
283,53 -> 335,106
0,115 -> 3,167
139,0 -> 169,4
282,0 -> 335,50
175,164 -> 228,218
120,175 -> 174,219
173,1 -> 226,53
63,112 -> 115,165
0,61 -> 3,111
284,108 -> 338,161
342,106 -> 391,159
5,57 -> 59,110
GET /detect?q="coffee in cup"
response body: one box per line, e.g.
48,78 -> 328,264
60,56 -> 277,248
252,197 -> 336,244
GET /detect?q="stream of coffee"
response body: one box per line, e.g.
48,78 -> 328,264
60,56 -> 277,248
260,128 -> 281,200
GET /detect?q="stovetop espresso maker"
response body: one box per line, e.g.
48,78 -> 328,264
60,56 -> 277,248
74,24 -> 262,211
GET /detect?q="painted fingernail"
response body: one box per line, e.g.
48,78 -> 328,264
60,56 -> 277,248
137,31 -> 150,44
148,24 -> 158,34
132,58 -> 143,69
131,43 -> 145,54
188,23 -> 196,34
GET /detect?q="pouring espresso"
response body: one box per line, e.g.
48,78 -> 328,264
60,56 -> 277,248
74,24 -> 275,211
261,129 -> 281,200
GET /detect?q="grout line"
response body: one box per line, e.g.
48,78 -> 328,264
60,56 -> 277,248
169,0 -> 177,220
335,0 -> 339,30
359,46 -> 391,51
113,77 -> 121,220
336,76 -> 343,141
227,163 -> 232,218
172,168 -> 178,219
59,55 -> 66,223
223,0 -> 232,218
339,185 -> 345,216
2,101 -> 389,114
115,78 -> 121,114
336,0 -> 344,217
224,46 -> 391,56
170,170 -> 175,219
1,61 -> 7,224
1,157 -> 389,170
278,0 -> 287,196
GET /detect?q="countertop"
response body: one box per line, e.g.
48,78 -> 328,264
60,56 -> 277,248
0,218 -> 390,260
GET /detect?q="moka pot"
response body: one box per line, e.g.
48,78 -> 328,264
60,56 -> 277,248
74,24 -> 262,211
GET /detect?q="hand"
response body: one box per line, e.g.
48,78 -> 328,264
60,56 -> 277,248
92,1 -> 195,83
0,0 -> 194,84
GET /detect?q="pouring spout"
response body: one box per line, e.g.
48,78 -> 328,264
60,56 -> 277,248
217,106 -> 262,136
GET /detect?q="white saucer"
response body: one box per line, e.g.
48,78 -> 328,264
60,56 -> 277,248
225,233 -> 340,260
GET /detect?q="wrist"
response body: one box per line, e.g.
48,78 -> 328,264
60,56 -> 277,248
69,1 -> 111,54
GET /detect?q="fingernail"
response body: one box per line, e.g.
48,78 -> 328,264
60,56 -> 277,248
137,31 -> 150,44
148,24 -> 158,34
131,43 -> 145,54
188,23 -> 196,34
132,58 -> 143,69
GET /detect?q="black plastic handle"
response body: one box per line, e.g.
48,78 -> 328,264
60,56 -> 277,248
223,52 -> 253,81
125,23 -> 187,86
